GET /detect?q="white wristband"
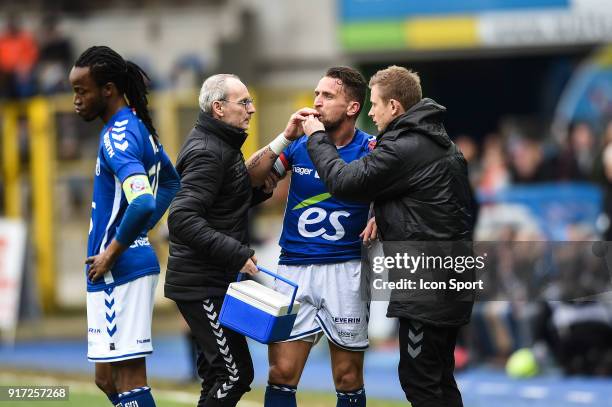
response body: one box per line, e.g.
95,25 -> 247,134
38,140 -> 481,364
269,132 -> 292,155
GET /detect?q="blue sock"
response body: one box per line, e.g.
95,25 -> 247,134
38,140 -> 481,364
265,383 -> 297,407
118,386 -> 156,407
336,387 -> 366,407
107,392 -> 120,406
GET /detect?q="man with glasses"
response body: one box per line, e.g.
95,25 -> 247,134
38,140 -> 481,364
165,74 -> 270,407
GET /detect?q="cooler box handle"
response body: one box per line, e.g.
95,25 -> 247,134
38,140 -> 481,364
237,266 -> 298,314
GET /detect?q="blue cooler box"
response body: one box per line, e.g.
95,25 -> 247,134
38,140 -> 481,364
219,266 -> 300,344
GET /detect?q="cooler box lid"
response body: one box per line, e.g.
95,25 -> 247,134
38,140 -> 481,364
227,280 -> 300,317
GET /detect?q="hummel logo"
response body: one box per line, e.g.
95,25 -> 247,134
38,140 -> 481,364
114,141 -> 129,151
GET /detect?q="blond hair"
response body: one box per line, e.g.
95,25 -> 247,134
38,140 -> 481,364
369,65 -> 422,110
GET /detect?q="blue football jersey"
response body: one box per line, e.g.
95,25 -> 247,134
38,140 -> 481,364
278,129 -> 375,265
87,107 -> 167,292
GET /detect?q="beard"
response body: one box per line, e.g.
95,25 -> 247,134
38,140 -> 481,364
320,115 -> 343,133
82,97 -> 107,122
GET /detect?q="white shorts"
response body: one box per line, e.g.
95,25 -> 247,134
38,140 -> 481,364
86,274 -> 158,362
274,260 -> 369,350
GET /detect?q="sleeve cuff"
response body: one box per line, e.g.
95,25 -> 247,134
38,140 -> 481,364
229,246 -> 255,273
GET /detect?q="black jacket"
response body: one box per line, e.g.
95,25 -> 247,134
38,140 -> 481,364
165,111 -> 268,300
307,98 -> 474,326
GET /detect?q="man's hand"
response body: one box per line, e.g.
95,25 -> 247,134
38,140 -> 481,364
240,255 -> 259,275
85,239 -> 125,282
303,115 -> 325,136
263,172 -> 280,194
359,217 -> 378,246
283,108 -> 319,140
86,252 -> 114,282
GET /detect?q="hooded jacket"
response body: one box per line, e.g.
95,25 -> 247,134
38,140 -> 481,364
307,98 -> 474,326
165,111 -> 268,300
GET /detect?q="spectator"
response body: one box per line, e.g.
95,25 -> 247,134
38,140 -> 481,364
558,122 -> 597,181
478,133 -> 510,193
37,14 -> 73,94
508,137 -> 556,184
0,13 -> 38,99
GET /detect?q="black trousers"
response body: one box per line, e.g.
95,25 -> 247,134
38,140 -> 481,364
398,318 -> 463,407
176,297 -> 254,407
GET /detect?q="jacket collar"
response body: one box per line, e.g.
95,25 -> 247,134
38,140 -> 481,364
380,98 -> 451,148
195,110 -> 248,150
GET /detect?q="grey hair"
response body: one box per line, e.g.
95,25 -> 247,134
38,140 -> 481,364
198,73 -> 240,113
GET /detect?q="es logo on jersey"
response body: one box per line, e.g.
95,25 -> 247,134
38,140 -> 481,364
298,207 -> 349,241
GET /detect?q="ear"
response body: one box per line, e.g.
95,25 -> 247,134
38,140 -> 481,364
390,99 -> 402,116
211,100 -> 225,117
102,82 -> 113,98
346,101 -> 361,118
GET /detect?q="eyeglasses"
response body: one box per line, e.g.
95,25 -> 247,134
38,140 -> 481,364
220,98 -> 254,109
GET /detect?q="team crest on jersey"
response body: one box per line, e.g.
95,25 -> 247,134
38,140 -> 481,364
130,178 -> 147,193
368,137 -> 376,151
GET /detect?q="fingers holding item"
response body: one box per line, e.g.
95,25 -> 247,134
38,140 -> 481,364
285,108 -> 318,140
240,257 -> 259,275
303,115 -> 325,136
294,107 -> 319,118
245,261 -> 258,275
285,108 -> 321,139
